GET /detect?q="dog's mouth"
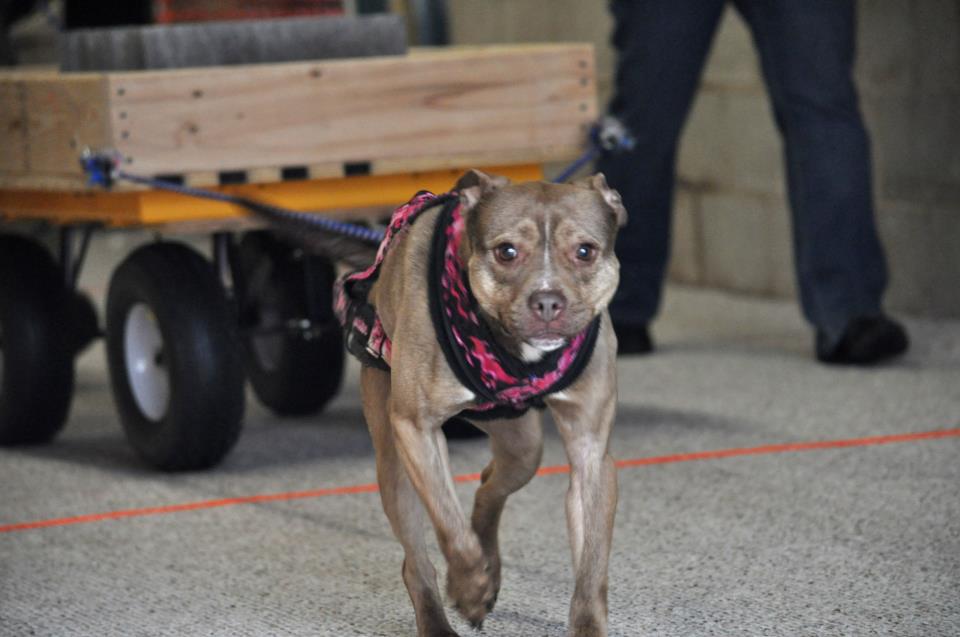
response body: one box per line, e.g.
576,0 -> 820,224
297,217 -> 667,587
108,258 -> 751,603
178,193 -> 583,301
526,335 -> 567,351
518,334 -> 567,362
520,313 -> 589,343
503,305 -> 593,355
521,319 -> 582,349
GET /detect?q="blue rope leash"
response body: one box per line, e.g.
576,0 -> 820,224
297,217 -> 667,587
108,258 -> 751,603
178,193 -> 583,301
553,116 -> 636,183
79,117 -> 634,245
552,147 -> 600,184
116,169 -> 386,244
81,150 -> 385,244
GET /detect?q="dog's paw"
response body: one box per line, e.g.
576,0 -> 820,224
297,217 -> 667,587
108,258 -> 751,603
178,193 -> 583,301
568,611 -> 607,637
447,555 -> 498,629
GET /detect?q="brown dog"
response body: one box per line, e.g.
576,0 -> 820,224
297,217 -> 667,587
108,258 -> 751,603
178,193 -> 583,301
354,169 -> 625,636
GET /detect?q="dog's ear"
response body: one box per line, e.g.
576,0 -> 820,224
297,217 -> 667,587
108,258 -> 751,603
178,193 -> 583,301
578,172 -> 627,228
456,169 -> 510,209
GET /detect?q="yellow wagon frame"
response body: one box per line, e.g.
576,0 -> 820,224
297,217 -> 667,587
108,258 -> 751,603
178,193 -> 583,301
0,163 -> 544,229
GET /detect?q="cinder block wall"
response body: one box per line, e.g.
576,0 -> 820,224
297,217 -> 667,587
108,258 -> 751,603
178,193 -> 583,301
448,1 -> 960,319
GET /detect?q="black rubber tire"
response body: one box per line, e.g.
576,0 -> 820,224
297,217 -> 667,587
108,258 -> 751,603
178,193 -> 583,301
238,232 -> 344,417
0,235 -> 75,445
68,290 -> 101,355
105,242 -> 244,471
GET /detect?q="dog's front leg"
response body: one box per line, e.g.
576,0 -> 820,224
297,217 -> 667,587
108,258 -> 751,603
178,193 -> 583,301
362,368 -> 459,637
469,411 -> 545,608
549,385 -> 618,637
389,404 -> 497,629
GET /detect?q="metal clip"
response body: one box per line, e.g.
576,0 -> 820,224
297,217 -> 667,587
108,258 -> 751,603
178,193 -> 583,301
79,148 -> 120,188
594,116 -> 636,153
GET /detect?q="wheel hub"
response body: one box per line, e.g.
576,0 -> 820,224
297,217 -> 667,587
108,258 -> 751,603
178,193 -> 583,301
123,303 -> 170,421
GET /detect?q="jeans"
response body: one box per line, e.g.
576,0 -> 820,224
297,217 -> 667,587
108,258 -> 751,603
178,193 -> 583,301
596,0 -> 889,344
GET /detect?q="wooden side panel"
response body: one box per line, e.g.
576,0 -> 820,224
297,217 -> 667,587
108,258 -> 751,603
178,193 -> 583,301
0,81 -> 28,173
0,70 -> 110,188
25,75 -> 111,173
106,44 -> 596,176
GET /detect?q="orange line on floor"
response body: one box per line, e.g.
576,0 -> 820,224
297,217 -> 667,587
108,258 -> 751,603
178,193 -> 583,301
2,427 -> 957,534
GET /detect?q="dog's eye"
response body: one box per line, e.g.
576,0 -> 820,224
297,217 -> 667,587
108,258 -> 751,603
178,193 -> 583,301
575,244 -> 597,262
495,243 -> 519,263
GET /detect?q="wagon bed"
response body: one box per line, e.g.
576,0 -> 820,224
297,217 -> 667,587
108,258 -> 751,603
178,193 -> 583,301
0,44 -> 597,469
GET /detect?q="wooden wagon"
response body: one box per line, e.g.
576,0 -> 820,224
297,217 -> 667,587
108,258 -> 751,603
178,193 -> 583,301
0,43 -> 597,469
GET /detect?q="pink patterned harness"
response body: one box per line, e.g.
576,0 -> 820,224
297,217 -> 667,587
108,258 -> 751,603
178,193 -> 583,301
334,191 -> 600,420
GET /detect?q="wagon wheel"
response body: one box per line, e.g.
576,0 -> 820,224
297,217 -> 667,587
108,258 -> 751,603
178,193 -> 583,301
0,235 -> 75,445
105,242 -> 244,471
68,290 -> 101,356
238,231 -> 344,417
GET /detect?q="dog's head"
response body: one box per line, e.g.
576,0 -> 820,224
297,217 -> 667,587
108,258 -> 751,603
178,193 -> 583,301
455,169 -> 626,356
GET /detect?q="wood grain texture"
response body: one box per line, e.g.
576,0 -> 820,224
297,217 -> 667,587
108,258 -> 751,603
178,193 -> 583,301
107,44 -> 596,175
0,81 -> 28,173
27,74 -> 110,173
0,45 -> 595,191
0,70 -> 111,184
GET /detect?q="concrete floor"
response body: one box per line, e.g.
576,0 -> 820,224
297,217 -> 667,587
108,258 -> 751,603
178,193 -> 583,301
1,233 -> 959,636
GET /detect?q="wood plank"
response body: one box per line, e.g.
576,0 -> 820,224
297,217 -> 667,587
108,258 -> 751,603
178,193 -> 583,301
24,74 -> 111,174
307,163 -> 344,179
0,173 -> 92,190
184,171 -> 218,187
106,44 -> 596,175
0,45 -> 595,192
0,149 -> 570,192
370,146 -> 586,177
0,70 -> 111,187
0,81 -> 28,173
246,167 -> 282,183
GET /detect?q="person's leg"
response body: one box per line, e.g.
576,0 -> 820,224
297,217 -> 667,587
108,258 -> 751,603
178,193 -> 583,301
597,0 -> 726,349
733,0 -> 906,362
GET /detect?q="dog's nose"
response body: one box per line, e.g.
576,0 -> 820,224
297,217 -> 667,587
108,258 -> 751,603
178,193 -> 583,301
529,291 -> 566,322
